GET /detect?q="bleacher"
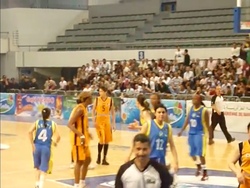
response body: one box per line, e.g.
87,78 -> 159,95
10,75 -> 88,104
41,8 -> 247,51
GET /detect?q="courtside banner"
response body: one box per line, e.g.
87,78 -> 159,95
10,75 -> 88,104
0,93 -> 16,115
15,93 -> 63,119
186,100 -> 250,133
121,98 -> 186,128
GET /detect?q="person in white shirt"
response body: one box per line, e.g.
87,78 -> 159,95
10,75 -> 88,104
183,66 -> 194,81
207,57 -> 217,71
174,46 -> 184,64
59,77 -> 67,90
233,56 -> 245,80
231,43 -> 240,57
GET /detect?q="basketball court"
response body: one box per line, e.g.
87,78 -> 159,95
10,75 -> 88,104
1,115 -> 245,188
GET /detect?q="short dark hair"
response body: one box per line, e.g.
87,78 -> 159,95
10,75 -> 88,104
133,134 -> 150,146
248,123 -> 250,131
154,104 -> 168,112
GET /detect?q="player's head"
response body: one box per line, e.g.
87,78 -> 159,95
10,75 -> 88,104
215,86 -> 221,95
133,133 -> 151,161
136,94 -> 150,110
192,94 -> 202,107
155,104 -> 167,122
77,92 -> 92,106
99,86 -> 108,97
150,93 -> 161,108
41,108 -> 51,128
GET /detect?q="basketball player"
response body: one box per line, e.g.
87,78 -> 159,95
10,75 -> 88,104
67,92 -> 92,188
28,108 -> 60,188
127,104 -> 179,173
228,122 -> 250,188
92,86 -> 116,165
178,94 -> 209,181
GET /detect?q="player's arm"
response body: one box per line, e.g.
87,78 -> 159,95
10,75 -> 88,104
92,98 -> 97,123
204,109 -> 210,134
178,111 -> 190,136
28,122 -> 36,145
52,123 -> 60,145
168,125 -> 179,172
67,107 -> 84,137
110,99 -> 116,129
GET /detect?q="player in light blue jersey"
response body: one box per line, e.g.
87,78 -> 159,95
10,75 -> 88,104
28,108 -> 60,188
128,104 -> 179,173
178,94 -> 209,181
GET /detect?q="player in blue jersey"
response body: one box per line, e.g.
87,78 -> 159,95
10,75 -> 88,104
178,94 -> 209,181
127,104 -> 179,173
28,108 -> 60,188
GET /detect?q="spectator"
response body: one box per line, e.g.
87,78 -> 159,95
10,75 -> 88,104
59,77 -> 67,90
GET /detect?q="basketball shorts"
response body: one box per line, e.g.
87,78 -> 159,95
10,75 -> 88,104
72,145 -> 91,162
33,145 -> 51,173
96,121 -> 112,144
150,157 -> 166,166
188,134 -> 206,157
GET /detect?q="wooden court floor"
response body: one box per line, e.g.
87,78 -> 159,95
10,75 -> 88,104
1,120 -> 239,188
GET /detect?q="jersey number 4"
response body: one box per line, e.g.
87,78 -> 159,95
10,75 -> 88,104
156,138 -> 164,150
38,129 -> 48,142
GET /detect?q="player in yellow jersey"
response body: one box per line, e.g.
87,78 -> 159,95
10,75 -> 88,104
229,123 -> 250,188
67,92 -> 92,188
92,86 -> 116,165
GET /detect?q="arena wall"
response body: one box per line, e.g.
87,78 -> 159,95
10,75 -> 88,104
0,8 -> 89,47
176,0 -> 236,11
0,38 -> 9,54
88,0 -> 121,6
12,47 -> 231,67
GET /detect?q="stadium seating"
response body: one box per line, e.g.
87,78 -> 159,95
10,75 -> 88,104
41,8 -> 247,51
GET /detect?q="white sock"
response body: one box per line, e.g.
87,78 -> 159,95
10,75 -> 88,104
201,164 -> 206,170
39,174 -> 45,188
80,180 -> 86,185
74,183 -> 79,188
35,181 -> 39,187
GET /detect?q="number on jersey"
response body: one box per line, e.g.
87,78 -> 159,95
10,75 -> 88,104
38,129 -> 47,142
156,138 -> 164,150
190,119 -> 197,127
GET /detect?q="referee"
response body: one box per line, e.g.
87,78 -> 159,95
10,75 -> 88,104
209,86 -> 235,145
115,133 -> 173,188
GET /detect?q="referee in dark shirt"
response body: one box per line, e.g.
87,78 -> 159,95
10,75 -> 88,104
209,86 -> 235,145
115,133 -> 173,188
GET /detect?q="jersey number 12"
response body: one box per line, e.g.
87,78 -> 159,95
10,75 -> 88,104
156,138 -> 164,150
38,129 -> 48,142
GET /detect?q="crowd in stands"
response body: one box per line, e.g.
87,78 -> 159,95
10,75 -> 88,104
1,39 -> 250,99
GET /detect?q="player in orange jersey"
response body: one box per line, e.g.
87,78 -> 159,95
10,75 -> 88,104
67,92 -> 93,188
229,122 -> 250,188
92,86 -> 116,165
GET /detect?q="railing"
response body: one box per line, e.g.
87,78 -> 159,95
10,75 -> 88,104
17,38 -> 245,51
5,89 -> 249,101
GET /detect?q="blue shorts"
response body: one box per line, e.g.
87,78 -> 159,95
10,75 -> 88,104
33,145 -> 51,172
188,134 -> 206,157
150,157 -> 166,165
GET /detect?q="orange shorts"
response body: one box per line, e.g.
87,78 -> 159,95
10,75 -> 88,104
71,146 -> 91,162
96,121 -> 112,144
239,174 -> 250,188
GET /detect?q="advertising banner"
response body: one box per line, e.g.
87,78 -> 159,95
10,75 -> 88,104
62,96 -> 122,123
0,93 -> 16,115
186,100 -> 250,133
121,98 -> 186,128
15,94 -> 63,119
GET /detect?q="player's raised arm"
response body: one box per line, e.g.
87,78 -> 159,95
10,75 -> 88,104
67,107 -> 84,137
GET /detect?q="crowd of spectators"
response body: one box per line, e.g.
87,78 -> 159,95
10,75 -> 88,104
1,38 -> 250,99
